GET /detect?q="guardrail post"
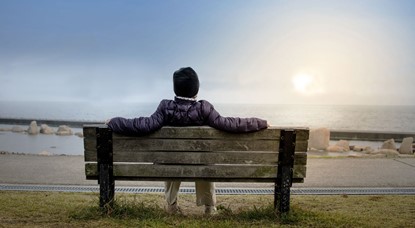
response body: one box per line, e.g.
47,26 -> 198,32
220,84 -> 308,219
96,126 -> 114,209
275,129 -> 296,213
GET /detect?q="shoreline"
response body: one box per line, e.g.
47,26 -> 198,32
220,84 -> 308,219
1,121 -> 414,157
0,151 -> 83,157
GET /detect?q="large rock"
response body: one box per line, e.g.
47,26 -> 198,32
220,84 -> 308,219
326,145 -> 346,152
381,139 -> 397,150
40,124 -> 55,134
336,140 -> 350,151
56,125 -> 73,136
27,121 -> 39,135
308,128 -> 330,150
326,140 -> 350,152
11,126 -> 25,133
38,151 -> 53,156
399,137 -> 414,154
370,149 -> 400,158
353,146 -> 365,152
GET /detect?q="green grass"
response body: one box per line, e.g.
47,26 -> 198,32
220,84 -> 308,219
0,191 -> 414,227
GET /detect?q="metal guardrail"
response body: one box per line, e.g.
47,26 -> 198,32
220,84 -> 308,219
1,184 -> 414,195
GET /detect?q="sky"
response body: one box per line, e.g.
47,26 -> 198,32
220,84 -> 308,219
1,0 -> 414,105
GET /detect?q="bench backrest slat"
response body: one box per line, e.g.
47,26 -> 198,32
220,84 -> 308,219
85,140 -> 308,161
84,126 -> 307,140
85,151 -> 307,165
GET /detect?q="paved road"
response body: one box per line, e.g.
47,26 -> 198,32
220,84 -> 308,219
1,154 -> 414,188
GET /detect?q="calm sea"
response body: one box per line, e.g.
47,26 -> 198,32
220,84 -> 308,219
1,100 -> 415,132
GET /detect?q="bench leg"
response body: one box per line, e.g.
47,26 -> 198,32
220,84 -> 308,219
99,163 -> 114,208
275,129 -> 296,213
96,126 -> 114,209
274,166 -> 292,213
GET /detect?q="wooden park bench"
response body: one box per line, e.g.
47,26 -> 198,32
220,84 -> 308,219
83,125 -> 309,213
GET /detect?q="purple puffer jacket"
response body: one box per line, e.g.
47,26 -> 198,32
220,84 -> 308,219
107,98 -> 268,135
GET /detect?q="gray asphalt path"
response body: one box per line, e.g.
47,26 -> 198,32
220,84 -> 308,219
1,154 -> 414,188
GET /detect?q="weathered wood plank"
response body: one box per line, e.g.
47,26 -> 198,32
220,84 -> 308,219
118,151 -> 280,164
85,163 -> 306,179
84,137 -> 308,153
84,150 -> 96,162
83,126 -> 97,138
84,138 -> 97,154
84,139 -> 308,161
294,166 -> 307,178
111,151 -> 307,165
84,150 -> 307,165
295,141 -> 308,152
113,139 -> 305,153
295,129 -> 310,141
84,125 -> 309,140
85,176 -> 306,183
113,139 -> 279,152
113,126 -> 281,140
85,138 -> 278,152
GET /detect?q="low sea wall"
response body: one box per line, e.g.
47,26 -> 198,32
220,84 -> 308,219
330,130 -> 415,142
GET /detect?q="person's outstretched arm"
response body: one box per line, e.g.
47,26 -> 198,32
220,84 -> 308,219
107,101 -> 166,135
201,100 -> 268,133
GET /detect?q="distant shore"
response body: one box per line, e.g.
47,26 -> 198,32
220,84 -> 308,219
0,118 -> 103,128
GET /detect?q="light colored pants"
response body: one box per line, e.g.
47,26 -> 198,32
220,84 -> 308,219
164,181 -> 216,206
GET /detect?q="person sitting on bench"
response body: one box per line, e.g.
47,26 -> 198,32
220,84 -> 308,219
107,67 -> 268,215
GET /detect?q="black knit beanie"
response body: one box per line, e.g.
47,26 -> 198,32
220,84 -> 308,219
173,67 -> 199,98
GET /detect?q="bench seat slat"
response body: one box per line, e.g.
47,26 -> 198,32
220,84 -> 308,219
85,163 -> 306,180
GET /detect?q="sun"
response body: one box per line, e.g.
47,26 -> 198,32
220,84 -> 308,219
292,73 -> 314,94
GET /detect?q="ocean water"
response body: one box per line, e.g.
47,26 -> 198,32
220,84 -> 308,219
1,100 -> 415,132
